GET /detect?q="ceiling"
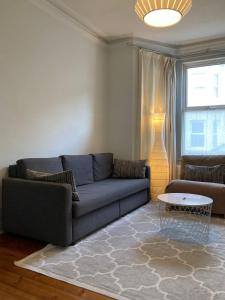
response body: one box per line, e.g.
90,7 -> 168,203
49,0 -> 225,45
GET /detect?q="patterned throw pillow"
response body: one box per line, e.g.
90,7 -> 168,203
26,169 -> 79,201
112,159 -> 146,179
184,164 -> 225,184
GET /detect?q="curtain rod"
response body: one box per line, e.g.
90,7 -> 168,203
126,42 -> 225,60
177,49 -> 225,60
126,42 -> 174,58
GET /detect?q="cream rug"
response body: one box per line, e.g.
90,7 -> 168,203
15,204 -> 225,300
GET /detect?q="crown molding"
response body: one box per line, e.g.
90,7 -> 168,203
177,36 -> 225,58
27,0 -> 108,45
26,0 -> 225,57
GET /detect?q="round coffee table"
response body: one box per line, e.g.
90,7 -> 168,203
158,193 -> 213,243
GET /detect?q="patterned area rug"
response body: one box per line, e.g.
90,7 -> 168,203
15,203 -> 225,300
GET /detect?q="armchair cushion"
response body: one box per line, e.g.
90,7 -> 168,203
181,155 -> 225,180
184,164 -> 225,183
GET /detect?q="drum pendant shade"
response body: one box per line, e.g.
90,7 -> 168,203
135,0 -> 192,27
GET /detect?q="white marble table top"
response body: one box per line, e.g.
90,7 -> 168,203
158,193 -> 213,207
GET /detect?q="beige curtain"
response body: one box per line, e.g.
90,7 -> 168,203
138,49 -> 177,180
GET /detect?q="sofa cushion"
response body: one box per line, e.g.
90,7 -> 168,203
26,169 -> 80,201
91,153 -> 113,181
16,157 -> 63,178
113,159 -> 146,179
62,155 -> 94,186
72,178 -> 149,217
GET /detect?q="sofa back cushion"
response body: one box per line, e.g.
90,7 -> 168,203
181,155 -> 225,181
16,157 -> 63,178
91,153 -> 113,181
62,155 -> 94,186
8,165 -> 19,178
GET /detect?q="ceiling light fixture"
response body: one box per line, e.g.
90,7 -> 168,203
135,0 -> 192,28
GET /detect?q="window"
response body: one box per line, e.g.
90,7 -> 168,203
182,62 -> 225,155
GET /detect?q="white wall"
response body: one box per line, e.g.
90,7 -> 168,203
108,42 -> 139,160
0,0 -> 109,231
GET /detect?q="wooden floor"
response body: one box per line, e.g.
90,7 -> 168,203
0,234 -> 113,300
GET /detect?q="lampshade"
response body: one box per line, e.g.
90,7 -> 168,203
149,113 -> 169,200
135,0 -> 192,28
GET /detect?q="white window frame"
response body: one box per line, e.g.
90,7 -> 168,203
181,57 -> 225,156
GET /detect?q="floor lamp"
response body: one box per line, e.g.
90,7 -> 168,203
149,113 -> 169,200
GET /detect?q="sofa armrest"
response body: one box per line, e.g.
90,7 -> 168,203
166,179 -> 225,215
2,178 -> 73,246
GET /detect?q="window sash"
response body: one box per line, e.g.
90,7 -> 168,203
180,58 -> 225,157
182,109 -> 225,155
182,58 -> 225,112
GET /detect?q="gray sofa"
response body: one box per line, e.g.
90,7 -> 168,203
2,153 -> 150,246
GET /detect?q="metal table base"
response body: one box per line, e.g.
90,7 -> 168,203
159,201 -> 212,243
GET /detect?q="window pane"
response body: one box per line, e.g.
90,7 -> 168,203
182,110 -> 225,155
191,120 -> 204,133
187,64 -> 225,107
191,135 -> 204,148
